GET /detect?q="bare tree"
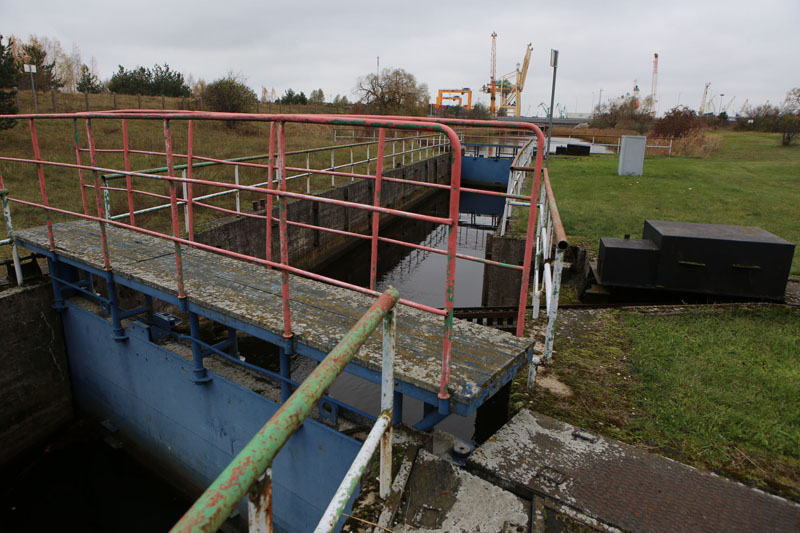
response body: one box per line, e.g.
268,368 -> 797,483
355,67 -> 428,115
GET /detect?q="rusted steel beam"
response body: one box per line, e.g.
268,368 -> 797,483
169,287 -> 400,533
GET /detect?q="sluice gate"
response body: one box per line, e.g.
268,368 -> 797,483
0,111 -> 555,531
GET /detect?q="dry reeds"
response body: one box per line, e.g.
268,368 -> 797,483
671,130 -> 724,157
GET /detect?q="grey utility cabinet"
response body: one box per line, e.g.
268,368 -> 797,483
618,135 -> 646,176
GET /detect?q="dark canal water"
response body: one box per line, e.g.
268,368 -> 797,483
319,188 -> 505,443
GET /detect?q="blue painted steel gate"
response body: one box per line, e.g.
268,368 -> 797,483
60,298 -> 360,532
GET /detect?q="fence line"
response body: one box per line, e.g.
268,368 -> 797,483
13,90 -> 354,115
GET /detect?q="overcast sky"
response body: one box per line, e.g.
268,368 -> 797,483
3,0 -> 798,116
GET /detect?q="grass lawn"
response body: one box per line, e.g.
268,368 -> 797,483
512,131 -> 800,275
509,130 -> 800,500
515,304 -> 800,500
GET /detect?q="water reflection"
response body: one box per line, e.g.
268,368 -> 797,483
318,188 -> 504,442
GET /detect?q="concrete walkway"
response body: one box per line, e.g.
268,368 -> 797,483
469,409 -> 800,532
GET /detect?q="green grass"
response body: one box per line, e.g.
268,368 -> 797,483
624,306 -> 800,495
513,131 -> 800,274
515,305 -> 800,500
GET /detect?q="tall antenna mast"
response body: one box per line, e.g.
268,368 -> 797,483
490,32 -> 497,116
650,53 -> 659,116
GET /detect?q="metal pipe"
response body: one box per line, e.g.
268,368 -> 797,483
84,119 -> 111,268
71,118 -> 89,216
276,123 -> 292,337
163,119 -> 186,299
314,414 -> 392,533
247,469 -> 272,533
369,128 -> 386,290
380,306 -> 395,499
28,119 -> 55,250
122,119 -> 135,225
170,287 -> 400,533
266,122 -> 275,264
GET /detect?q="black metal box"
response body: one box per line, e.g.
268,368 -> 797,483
642,220 -> 795,299
598,237 -> 660,287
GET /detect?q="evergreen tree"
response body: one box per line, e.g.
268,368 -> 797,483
0,35 -> 19,129
15,38 -> 63,92
76,64 -> 103,93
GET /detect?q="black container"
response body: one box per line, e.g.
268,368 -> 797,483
642,220 -> 794,299
598,237 -> 660,287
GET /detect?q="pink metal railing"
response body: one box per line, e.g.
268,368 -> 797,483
0,110 -> 546,402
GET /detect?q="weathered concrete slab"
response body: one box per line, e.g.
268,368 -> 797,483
396,449 -> 528,532
469,409 -> 800,532
16,222 -> 535,409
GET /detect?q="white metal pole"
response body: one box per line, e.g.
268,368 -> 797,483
247,469 -> 273,533
235,165 -> 240,213
380,307 -> 395,498
182,170 -> 189,232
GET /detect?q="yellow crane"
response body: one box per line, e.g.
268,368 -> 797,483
481,36 -> 532,117
498,43 -> 533,117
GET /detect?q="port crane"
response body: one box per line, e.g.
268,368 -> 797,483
435,88 -> 473,110
481,34 -> 532,117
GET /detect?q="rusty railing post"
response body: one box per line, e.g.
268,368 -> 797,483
162,119 -> 186,301
122,118 -> 135,225
266,122 -> 275,264
71,118 -> 89,217
369,128 -> 386,290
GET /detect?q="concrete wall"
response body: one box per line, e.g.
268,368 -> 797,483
0,282 -> 73,472
481,234 -> 528,307
195,154 -> 451,271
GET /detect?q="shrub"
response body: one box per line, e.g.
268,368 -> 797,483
652,106 -> 702,137
591,100 -> 653,133
204,75 -> 257,126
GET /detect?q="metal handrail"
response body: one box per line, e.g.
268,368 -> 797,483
0,111 -> 548,400
528,168 -> 567,386
170,287 -> 399,533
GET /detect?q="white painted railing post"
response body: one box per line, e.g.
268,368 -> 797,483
102,176 -> 111,220
182,170 -> 189,232
248,468 -> 273,533
380,306 -> 395,499
235,165 -> 241,213
306,153 -> 311,194
331,149 -> 335,187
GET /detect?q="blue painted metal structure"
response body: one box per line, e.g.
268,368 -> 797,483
48,263 -> 361,533
461,155 -> 513,188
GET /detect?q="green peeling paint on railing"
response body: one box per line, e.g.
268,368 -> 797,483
170,287 -> 400,533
